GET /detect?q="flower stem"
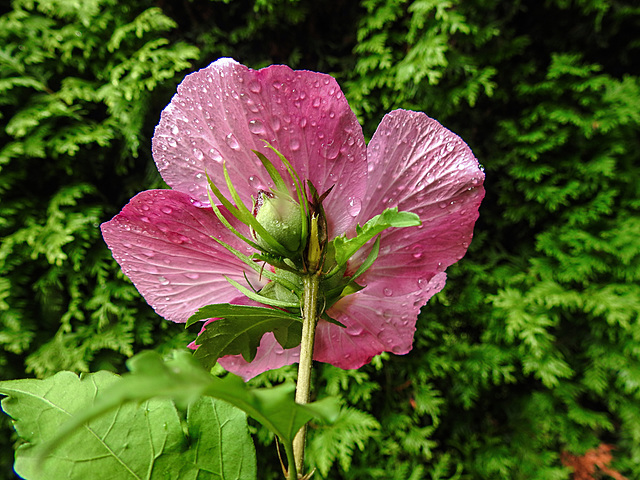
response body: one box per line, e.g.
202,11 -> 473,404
292,272 -> 320,478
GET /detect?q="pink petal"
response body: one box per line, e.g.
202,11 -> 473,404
353,109 -> 485,297
101,189 -> 262,323
218,334 -> 301,381
314,273 -> 447,369
152,58 -> 367,238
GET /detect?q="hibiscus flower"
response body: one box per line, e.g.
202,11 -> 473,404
101,58 -> 485,380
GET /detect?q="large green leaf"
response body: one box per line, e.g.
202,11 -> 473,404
188,304 -> 303,367
0,368 -> 257,480
9,351 -> 338,463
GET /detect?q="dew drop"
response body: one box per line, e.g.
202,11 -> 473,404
271,117 -> 281,131
347,197 -> 361,217
184,272 -> 200,280
290,138 -> 301,151
249,81 -> 261,93
225,133 -> 240,150
192,148 -> 204,161
161,206 -> 173,214
299,117 -> 307,128
171,125 -> 179,135
249,119 -> 266,134
209,148 -> 223,163
412,252 -> 423,259
158,276 -> 170,285
167,137 -> 177,147
383,287 -> 393,297
346,323 -> 364,336
312,97 -> 321,108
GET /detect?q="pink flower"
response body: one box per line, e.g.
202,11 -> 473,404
101,58 -> 485,380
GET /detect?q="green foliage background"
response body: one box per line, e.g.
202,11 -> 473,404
1,0 -> 638,478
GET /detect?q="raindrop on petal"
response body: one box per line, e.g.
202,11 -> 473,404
158,276 -> 170,285
383,287 -> 393,297
225,133 -> 240,149
347,197 -> 361,217
249,119 -> 266,135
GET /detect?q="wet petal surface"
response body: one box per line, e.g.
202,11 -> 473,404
101,190 -> 262,323
354,109 -> 485,297
152,58 -> 368,238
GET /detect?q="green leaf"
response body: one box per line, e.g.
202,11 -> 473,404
0,368 -> 257,480
8,351 -> 339,465
330,207 -> 420,270
190,304 -> 303,365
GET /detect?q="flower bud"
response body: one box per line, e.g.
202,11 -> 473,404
252,190 -> 303,253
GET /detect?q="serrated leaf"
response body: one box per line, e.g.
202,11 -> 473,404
19,351 -> 339,463
187,303 -> 302,367
194,315 -> 302,365
0,369 -> 257,480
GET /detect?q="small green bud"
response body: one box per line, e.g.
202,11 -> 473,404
252,190 -> 303,253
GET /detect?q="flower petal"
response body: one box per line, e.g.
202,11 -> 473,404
354,109 -> 485,297
101,189 -> 262,323
152,58 -> 368,237
218,334 -> 301,381
315,273 -> 447,369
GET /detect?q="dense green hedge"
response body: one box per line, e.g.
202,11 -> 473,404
1,0 -> 639,479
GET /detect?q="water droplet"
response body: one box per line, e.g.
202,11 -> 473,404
249,119 -> 266,135
209,148 -> 223,162
347,197 -> 361,217
158,276 -> 170,285
248,175 -> 262,188
225,132 -> 240,149
312,97 -> 321,108
412,252 -> 423,259
271,117 -> 281,131
192,148 -> 204,161
171,125 -> 179,135
383,287 -> 393,297
167,137 -> 177,147
290,138 -> 301,151
299,117 -> 307,128
249,81 -> 261,93
161,206 -> 172,214
184,273 -> 200,280
141,216 -> 150,223
346,323 -> 363,336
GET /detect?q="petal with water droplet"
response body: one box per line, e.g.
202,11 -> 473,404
100,189 -> 263,323
152,58 -> 367,238
353,110 -> 485,297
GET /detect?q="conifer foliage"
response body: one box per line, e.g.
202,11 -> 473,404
1,0 -> 639,479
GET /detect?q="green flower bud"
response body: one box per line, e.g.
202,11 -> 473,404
252,190 -> 303,254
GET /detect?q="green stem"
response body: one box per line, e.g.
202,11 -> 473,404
292,273 -> 320,478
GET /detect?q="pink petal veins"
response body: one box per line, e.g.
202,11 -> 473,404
314,273 -> 447,370
101,190 -> 263,323
152,58 -> 367,238
353,109 -> 485,298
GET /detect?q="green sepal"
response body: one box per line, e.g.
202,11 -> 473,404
328,207 -> 420,274
210,236 -> 302,295
252,149 -> 288,194
225,276 -> 300,309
